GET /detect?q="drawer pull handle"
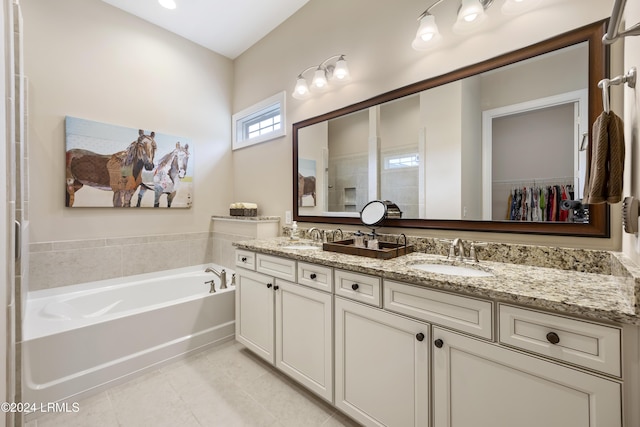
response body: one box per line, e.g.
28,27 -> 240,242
416,333 -> 425,342
351,283 -> 359,291
274,285 -> 279,291
241,257 -> 247,262
310,273 -> 317,279
267,283 -> 272,289
546,332 -> 560,345
434,339 -> 444,348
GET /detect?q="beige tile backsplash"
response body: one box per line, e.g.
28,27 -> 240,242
28,232 -> 221,291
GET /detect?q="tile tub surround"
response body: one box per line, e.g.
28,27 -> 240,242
29,232 -> 215,291
235,236 -> 640,325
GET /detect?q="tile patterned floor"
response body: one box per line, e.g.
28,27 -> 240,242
25,341 -> 361,427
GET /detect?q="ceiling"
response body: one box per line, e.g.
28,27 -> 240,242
99,0 -> 310,59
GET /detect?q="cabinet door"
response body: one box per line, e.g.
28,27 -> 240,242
432,327 -> 621,427
275,280 -> 333,403
235,269 -> 275,364
335,297 -> 429,427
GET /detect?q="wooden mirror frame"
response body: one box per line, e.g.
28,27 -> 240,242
293,20 -> 609,237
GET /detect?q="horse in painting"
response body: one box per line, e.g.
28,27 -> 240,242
65,130 -> 157,207
298,173 -> 316,206
136,142 -> 190,208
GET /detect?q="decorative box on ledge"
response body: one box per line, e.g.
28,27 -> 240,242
229,202 -> 258,217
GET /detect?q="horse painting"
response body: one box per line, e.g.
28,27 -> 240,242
136,142 -> 190,208
298,173 -> 316,206
65,129 -> 157,207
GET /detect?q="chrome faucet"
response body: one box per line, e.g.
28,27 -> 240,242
449,238 -> 466,261
308,227 -> 325,242
330,228 -> 344,242
205,267 -> 227,291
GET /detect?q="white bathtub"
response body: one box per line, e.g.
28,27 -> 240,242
22,264 -> 235,406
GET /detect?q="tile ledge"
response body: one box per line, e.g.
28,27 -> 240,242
211,215 -> 280,223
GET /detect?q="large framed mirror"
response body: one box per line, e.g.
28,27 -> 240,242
293,20 -> 609,237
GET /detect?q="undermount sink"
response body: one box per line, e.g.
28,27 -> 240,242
280,244 -> 321,250
410,263 -> 494,277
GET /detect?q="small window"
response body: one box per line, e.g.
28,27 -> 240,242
384,153 -> 420,169
232,91 -> 286,150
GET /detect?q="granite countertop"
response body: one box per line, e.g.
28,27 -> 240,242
234,237 -> 640,326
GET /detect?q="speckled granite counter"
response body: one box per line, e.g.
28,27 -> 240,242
234,237 -> 640,326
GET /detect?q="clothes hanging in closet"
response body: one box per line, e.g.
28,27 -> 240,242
506,184 -> 574,222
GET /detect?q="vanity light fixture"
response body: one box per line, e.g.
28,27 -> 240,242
292,55 -> 350,100
413,0 -> 538,50
158,0 -> 177,10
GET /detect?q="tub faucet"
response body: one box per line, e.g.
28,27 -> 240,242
205,267 -> 227,290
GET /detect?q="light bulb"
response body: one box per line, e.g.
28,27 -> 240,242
312,68 -> 328,91
453,0 -> 487,34
292,77 -> 310,100
412,13 -> 441,50
331,56 -> 351,83
458,0 -> 484,22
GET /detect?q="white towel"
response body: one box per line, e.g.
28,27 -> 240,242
230,202 -> 258,209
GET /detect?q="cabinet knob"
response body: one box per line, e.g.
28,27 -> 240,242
416,333 -> 425,342
434,339 -> 444,348
546,332 -> 560,345
310,273 -> 317,280
351,283 -> 359,291
274,285 -> 280,291
267,283 -> 272,288
241,257 -> 247,262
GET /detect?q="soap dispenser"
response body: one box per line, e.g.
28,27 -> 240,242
367,231 -> 379,250
290,221 -> 299,240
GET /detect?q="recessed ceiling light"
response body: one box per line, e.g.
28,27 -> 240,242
158,0 -> 176,10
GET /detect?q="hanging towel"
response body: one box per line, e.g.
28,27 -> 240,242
583,111 -> 625,204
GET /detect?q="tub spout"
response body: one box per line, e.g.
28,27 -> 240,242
205,267 -> 227,289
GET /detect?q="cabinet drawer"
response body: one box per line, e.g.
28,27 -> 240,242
297,262 -> 333,292
384,280 -> 493,340
334,269 -> 381,306
256,254 -> 296,282
235,250 -> 255,270
499,304 -> 621,377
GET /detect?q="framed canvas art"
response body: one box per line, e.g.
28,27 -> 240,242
65,116 -> 192,208
298,158 -> 316,207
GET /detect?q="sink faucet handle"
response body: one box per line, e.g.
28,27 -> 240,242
448,241 -> 456,259
469,242 -> 487,262
469,243 -> 478,262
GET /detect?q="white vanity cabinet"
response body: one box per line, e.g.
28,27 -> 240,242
235,252 -> 334,402
432,326 -> 622,427
235,268 -> 276,363
334,297 -> 429,427
275,279 -> 333,402
235,246 -> 631,427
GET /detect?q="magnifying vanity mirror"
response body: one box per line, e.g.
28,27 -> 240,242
360,200 -> 387,228
293,20 -> 609,237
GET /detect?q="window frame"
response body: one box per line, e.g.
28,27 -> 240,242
232,91 -> 286,150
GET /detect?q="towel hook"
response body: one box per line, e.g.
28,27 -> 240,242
597,67 -> 637,113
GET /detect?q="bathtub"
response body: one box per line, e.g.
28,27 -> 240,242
22,264 -> 235,406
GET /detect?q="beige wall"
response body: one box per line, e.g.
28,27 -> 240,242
232,0 -> 621,250
22,0 -> 234,244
